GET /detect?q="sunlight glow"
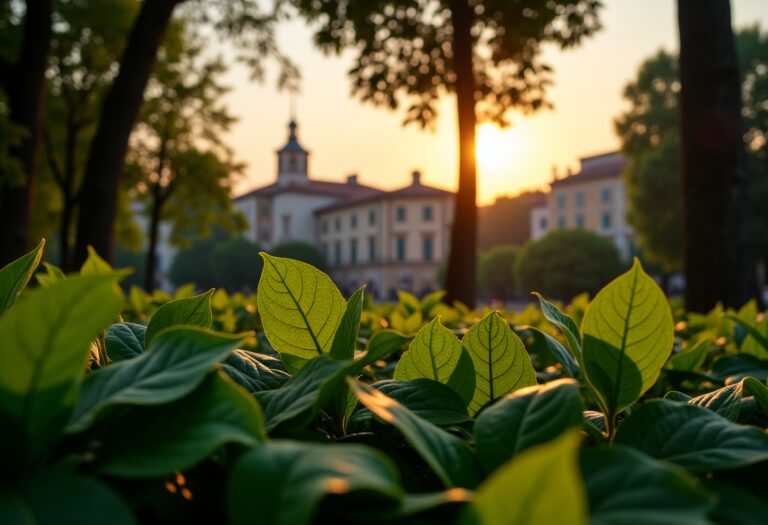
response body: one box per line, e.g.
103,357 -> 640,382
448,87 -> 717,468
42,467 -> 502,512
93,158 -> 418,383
475,123 -> 531,201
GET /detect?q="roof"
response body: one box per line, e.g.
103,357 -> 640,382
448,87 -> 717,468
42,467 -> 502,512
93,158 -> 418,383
550,151 -> 626,188
277,120 -> 308,154
314,177 -> 453,215
234,179 -> 383,201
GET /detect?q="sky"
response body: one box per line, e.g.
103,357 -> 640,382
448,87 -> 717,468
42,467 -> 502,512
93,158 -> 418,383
223,0 -> 768,205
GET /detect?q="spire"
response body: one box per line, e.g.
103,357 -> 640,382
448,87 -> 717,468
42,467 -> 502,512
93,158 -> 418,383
276,101 -> 309,184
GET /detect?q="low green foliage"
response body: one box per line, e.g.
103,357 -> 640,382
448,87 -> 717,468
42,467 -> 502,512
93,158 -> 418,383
0,240 -> 767,524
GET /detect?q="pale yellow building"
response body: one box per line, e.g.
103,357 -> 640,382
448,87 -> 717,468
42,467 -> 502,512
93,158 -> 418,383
532,152 -> 635,259
316,171 -> 454,299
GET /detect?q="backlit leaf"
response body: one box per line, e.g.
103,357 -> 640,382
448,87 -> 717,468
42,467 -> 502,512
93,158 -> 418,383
0,238 -> 44,317
144,289 -> 214,347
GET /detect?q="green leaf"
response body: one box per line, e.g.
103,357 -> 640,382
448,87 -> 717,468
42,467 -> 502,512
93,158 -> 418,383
580,446 -> 713,525
474,379 -> 583,474
524,326 -> 580,378
222,349 -> 290,393
728,314 -> 768,358
470,431 -> 586,525
356,329 -> 410,368
348,379 -> 481,489
0,273 -> 122,469
258,253 -> 345,372
0,238 -> 44,317
228,441 -> 402,525
0,471 -> 136,525
35,261 -> 66,287
329,286 -> 364,360
68,327 -> 244,432
97,371 -> 264,477
712,354 -> 768,383
688,381 -> 743,421
533,292 -> 582,360
104,322 -> 146,362
743,376 -> 768,415
80,245 -> 114,275
667,339 -> 710,372
582,258 -> 674,419
394,317 -> 476,405
706,481 -> 768,525
614,399 -> 768,473
461,311 -> 536,414
144,288 -> 214,347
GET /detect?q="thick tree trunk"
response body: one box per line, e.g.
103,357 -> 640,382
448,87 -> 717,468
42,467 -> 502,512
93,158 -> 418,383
444,0 -> 477,307
677,0 -> 756,312
73,0 -> 178,267
0,0 -> 52,266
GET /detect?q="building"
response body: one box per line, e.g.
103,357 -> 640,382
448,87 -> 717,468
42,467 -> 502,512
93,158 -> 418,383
234,118 -> 455,297
531,152 -> 634,259
478,191 -> 546,249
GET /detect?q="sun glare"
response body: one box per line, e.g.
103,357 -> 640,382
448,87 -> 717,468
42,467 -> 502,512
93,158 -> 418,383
475,123 -> 529,202
476,123 -> 515,171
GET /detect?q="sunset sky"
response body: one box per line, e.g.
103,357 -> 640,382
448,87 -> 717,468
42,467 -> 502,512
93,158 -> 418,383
224,0 -> 768,205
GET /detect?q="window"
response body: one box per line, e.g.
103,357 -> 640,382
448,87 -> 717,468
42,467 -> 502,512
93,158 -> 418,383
350,239 -> 358,264
423,206 -> 433,221
576,214 -> 585,228
602,212 -> 612,230
575,191 -> 585,208
368,236 -> 376,262
601,186 -> 612,203
350,214 -> 357,229
334,217 -> 341,232
334,241 -> 341,266
396,236 -> 406,261
557,194 -> 566,209
282,215 -> 291,237
396,206 -> 406,222
423,236 -> 434,261
557,216 -> 566,229
540,217 -> 548,230
369,209 -> 376,225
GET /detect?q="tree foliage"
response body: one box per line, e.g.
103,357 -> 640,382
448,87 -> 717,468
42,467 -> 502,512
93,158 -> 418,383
478,244 -> 519,301
211,237 -> 264,293
270,241 -> 327,271
515,230 -> 623,300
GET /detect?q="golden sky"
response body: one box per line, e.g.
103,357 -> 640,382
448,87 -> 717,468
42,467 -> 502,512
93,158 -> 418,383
224,0 -> 768,205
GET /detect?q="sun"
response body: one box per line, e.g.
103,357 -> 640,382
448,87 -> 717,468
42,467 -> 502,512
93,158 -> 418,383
475,123 -> 515,172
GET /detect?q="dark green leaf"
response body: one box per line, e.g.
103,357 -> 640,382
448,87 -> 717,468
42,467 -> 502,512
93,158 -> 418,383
365,379 -> 471,427
706,482 -> 768,525
144,289 -> 214,347
667,339 -> 710,372
580,446 -> 712,525
222,349 -> 290,393
614,399 -> 768,473
104,322 -> 146,362
533,292 -> 582,360
688,381 -> 743,421
712,355 -> 768,384
357,329 -> 410,368
525,326 -> 580,378
475,379 -> 583,474
743,376 -> 768,415
68,327 -> 244,432
0,238 -> 44,317
329,286 -> 364,360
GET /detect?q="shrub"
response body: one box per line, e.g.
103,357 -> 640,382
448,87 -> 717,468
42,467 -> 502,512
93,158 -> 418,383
478,244 -> 519,300
516,229 -> 624,299
211,237 -> 263,292
270,240 -> 327,270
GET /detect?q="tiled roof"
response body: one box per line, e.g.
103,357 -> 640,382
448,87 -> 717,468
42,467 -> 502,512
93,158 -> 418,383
551,152 -> 626,188
314,180 -> 453,214
234,179 -> 383,201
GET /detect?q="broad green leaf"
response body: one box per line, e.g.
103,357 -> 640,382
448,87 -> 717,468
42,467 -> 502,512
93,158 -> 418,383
729,314 -> 768,359
582,258 -> 674,419
580,446 -> 712,525
222,349 -> 290,393
35,261 -> 66,287
706,481 -> 768,525
474,379 -> 583,474
394,317 -> 476,405
329,286 -> 364,360
97,371 -> 264,477
258,253 -> 345,372
68,327 -> 244,432
229,441 -> 402,525
667,339 -> 710,372
397,290 -> 421,313
80,245 -> 113,274
356,329 -> 410,368
144,288 -> 214,347
390,308 -> 423,334
533,292 -> 582,360
0,273 -> 121,469
0,238 -> 44,317
688,381 -> 743,421
712,354 -> 768,384
743,376 -> 768,415
104,322 -> 146,362
462,312 -> 536,414
0,471 -> 136,525
525,326 -> 580,378
614,399 -> 768,473
353,379 -> 471,428
470,431 -> 586,525
348,379 -> 481,488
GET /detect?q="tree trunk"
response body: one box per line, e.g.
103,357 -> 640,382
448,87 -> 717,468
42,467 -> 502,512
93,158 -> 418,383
0,0 -> 52,266
444,0 -> 477,307
677,0 -> 756,312
144,183 -> 163,292
73,0 -> 178,267
59,118 -> 79,271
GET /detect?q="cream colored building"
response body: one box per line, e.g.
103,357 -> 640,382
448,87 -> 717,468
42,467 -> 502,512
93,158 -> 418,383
531,152 -> 635,259
316,171 -> 454,299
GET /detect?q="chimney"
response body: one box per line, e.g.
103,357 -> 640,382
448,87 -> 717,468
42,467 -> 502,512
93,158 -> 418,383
411,170 -> 422,185
347,173 -> 358,185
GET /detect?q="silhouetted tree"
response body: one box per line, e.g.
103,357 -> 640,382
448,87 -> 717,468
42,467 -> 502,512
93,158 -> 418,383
478,244 -> 519,301
270,241 -> 327,271
0,0 -> 53,265
294,0 -> 603,306
211,237 -> 264,292
678,0 -> 756,311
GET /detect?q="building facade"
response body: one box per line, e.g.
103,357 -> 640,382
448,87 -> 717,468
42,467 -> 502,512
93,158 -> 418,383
234,119 -> 454,297
531,152 -> 634,259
